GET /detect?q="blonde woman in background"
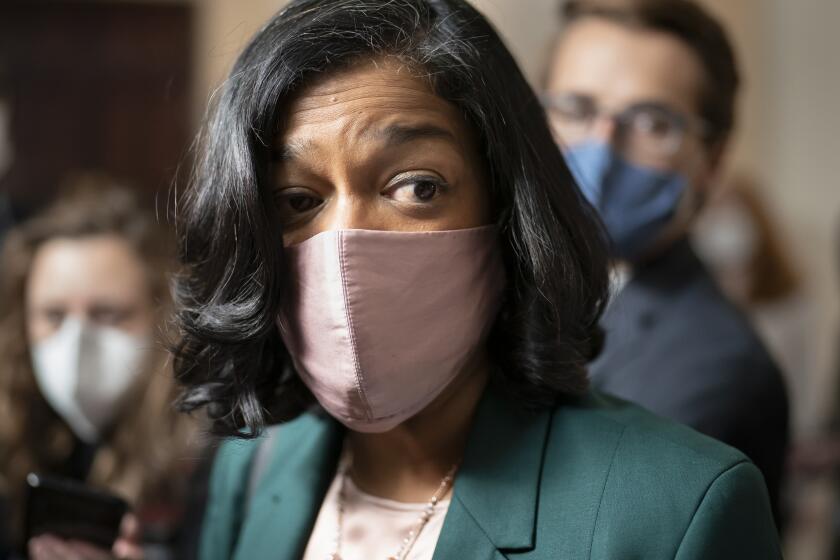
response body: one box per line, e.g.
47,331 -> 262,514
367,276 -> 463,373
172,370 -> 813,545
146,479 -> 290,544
0,177 -> 204,559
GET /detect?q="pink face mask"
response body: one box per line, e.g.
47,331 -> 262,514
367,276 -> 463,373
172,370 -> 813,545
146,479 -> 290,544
277,226 -> 506,433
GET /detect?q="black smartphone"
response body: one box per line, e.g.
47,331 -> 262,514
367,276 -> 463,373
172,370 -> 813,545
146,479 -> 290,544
24,473 -> 129,551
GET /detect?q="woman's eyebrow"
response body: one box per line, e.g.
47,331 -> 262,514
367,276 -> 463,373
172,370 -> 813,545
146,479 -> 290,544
273,123 -> 456,163
372,123 -> 457,146
273,139 -> 314,163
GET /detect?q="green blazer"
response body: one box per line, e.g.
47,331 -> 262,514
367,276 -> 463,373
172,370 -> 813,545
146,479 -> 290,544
200,388 -> 782,559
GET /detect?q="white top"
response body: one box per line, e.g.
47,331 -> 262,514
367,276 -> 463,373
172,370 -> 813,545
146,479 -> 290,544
302,468 -> 451,560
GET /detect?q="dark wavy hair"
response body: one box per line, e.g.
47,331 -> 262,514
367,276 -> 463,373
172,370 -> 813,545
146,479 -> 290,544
173,0 -> 610,437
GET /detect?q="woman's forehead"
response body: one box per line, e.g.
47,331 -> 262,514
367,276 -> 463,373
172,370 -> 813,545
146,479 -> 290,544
26,236 -> 149,306
288,58 -> 437,110
277,58 -> 470,149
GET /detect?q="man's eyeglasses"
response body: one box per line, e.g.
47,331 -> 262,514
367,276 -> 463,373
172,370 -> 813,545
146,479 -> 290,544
540,92 -> 710,162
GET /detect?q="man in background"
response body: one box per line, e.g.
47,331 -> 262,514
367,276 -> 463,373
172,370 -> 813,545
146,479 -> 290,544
544,0 -> 789,525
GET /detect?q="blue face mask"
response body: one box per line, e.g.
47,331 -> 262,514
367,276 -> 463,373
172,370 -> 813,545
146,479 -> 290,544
564,141 -> 688,261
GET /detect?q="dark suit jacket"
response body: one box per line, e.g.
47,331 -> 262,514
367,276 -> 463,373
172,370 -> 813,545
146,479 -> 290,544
589,238 -> 790,524
200,388 -> 781,559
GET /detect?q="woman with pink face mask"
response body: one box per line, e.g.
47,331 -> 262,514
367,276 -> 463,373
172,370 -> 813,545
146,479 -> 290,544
173,1 -> 781,559
0,178 -> 203,560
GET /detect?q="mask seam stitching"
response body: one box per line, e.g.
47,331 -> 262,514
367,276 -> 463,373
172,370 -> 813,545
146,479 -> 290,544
338,230 -> 374,420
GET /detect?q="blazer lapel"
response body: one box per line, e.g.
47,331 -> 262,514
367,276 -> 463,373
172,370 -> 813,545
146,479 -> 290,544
433,502 -> 509,560
233,413 -> 343,560
433,386 -> 552,559
528,393 -> 627,559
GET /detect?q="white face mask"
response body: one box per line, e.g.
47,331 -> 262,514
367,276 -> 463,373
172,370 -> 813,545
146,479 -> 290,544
692,202 -> 758,269
30,317 -> 152,443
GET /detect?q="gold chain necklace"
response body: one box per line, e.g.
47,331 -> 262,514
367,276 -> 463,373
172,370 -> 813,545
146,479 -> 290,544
327,462 -> 458,560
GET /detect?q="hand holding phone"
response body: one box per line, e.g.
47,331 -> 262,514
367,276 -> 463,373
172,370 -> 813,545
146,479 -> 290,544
28,534 -> 113,560
24,473 -> 129,553
27,514 -> 144,560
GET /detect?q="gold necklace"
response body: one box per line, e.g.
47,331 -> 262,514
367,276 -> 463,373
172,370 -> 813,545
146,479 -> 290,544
328,463 -> 458,560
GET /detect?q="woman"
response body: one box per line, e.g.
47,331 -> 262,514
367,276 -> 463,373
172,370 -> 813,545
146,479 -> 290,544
0,178 -> 203,559
174,1 -> 781,558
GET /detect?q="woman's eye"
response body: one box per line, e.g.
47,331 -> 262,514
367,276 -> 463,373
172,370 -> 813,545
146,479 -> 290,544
44,309 -> 65,327
387,176 -> 447,204
90,307 -> 132,326
274,189 -> 324,223
414,181 -> 438,201
286,194 -> 321,212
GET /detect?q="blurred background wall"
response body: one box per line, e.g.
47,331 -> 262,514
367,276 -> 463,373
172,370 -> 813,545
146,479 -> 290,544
0,1 -> 193,214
